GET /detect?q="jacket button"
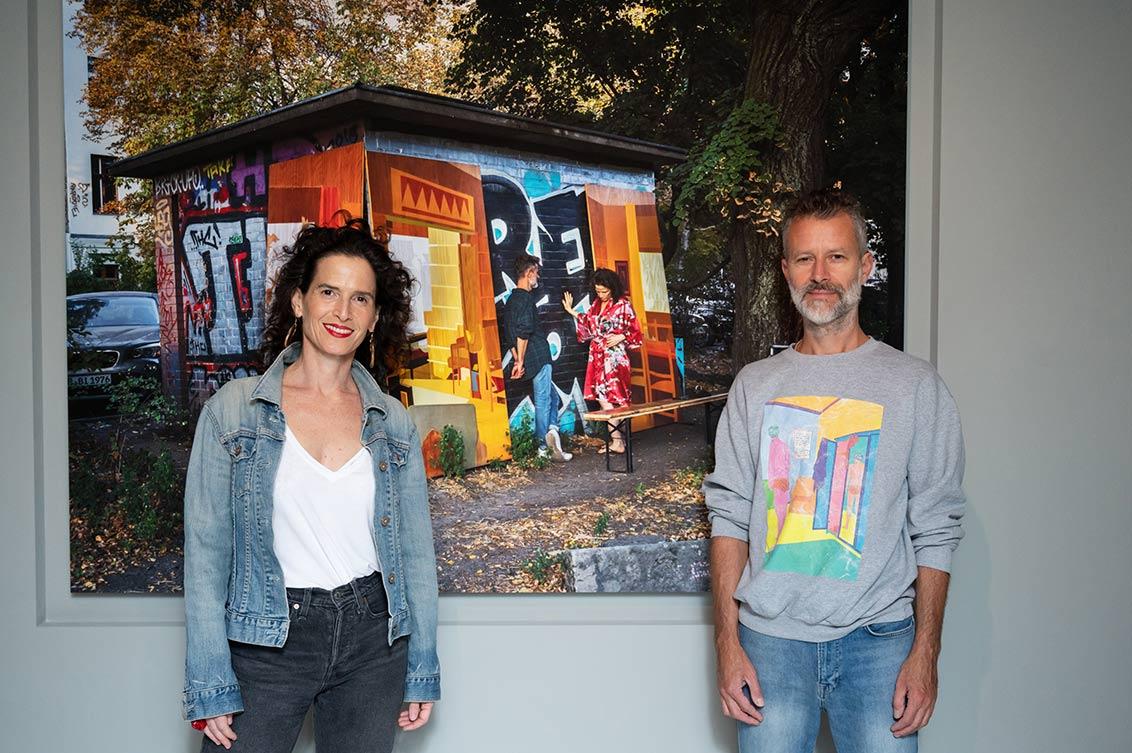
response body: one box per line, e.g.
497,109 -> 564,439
387,574 -> 396,584
233,446 -> 242,456
380,515 -> 390,527
379,461 -> 388,471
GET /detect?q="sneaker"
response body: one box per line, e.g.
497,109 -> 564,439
545,428 -> 572,462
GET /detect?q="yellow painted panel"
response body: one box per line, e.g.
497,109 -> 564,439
772,395 -> 841,413
820,398 -> 884,438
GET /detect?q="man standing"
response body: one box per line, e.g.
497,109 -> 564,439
705,189 -> 965,752
504,254 -> 571,462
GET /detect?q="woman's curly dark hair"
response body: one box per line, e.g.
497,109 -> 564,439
591,267 -> 626,302
261,217 -> 413,384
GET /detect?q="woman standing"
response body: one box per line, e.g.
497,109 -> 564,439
562,268 -> 643,453
183,219 -> 440,752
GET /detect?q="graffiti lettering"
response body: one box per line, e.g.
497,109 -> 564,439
188,224 -> 222,251
187,364 -> 260,415
155,169 -> 202,198
202,158 -> 234,180
154,197 -> 174,248
159,150 -> 267,226
154,196 -> 181,397
175,215 -> 266,392
69,181 -> 90,217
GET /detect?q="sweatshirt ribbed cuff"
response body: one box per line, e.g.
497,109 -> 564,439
710,518 -> 749,541
914,544 -> 954,573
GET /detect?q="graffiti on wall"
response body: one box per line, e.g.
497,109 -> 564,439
186,362 -> 262,415
483,169 -> 594,432
158,152 -> 267,220
178,217 -> 267,357
156,149 -> 269,408
272,124 -> 364,164
69,181 -> 90,217
153,196 -> 182,399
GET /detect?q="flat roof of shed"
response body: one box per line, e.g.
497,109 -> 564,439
111,84 -> 686,178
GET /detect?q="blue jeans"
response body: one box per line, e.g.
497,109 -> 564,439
532,363 -> 560,446
210,572 -> 408,753
737,617 -> 917,753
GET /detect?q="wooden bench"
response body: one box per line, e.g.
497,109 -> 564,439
583,393 -> 728,473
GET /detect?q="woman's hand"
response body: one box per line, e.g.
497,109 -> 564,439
398,702 -> 434,731
562,291 -> 577,316
604,333 -> 626,348
198,715 -> 237,749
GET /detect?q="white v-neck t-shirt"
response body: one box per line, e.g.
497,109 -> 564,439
271,425 -> 380,589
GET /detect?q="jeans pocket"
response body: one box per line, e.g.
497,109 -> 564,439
864,615 -> 915,637
284,591 -> 308,623
362,590 -> 390,619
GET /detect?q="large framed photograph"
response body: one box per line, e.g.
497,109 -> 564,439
64,0 -> 907,595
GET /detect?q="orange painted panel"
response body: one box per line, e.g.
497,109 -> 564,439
267,142 -> 365,221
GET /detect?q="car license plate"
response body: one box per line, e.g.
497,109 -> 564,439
69,374 -> 112,387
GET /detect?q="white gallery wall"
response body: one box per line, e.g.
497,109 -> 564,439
1,1 -> 1128,751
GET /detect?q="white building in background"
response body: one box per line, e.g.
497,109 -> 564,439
63,0 -> 127,273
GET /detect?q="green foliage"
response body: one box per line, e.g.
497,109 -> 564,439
508,414 -> 550,471
678,455 -> 715,489
111,241 -> 156,292
119,448 -> 183,541
634,481 -> 647,497
448,1 -> 908,359
71,0 -> 463,257
672,99 -> 786,229
449,1 -> 752,149
72,0 -> 460,156
66,241 -> 117,296
486,458 -> 508,473
108,377 -> 185,430
66,237 -> 155,296
522,547 -> 567,584
438,425 -> 466,479
825,10 -> 908,345
593,511 -> 611,536
69,451 -> 108,521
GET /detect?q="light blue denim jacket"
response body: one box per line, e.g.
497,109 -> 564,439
182,343 -> 440,721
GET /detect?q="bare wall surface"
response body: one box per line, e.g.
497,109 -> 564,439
2,0 -> 1129,751
928,1 -> 1132,751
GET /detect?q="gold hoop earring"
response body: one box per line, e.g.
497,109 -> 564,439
369,330 -> 377,370
286,317 -> 300,346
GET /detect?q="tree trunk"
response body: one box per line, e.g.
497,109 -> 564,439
731,0 -> 896,370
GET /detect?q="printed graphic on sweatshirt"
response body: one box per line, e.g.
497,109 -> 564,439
761,396 -> 883,580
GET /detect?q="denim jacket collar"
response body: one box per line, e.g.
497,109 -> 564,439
249,343 -> 388,417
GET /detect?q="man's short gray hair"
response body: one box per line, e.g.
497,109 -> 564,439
781,188 -> 870,257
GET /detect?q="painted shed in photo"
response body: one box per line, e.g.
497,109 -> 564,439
112,84 -> 686,470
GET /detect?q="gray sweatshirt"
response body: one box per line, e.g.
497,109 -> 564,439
704,338 -> 965,641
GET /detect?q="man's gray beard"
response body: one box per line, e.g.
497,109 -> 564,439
789,277 -> 863,327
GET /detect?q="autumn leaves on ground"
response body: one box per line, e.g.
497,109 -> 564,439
429,431 -> 712,593
69,412 -> 712,594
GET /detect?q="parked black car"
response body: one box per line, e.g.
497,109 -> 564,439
67,291 -> 160,406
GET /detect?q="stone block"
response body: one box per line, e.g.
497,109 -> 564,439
564,539 -> 709,593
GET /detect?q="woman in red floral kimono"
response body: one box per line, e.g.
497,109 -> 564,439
562,268 -> 643,454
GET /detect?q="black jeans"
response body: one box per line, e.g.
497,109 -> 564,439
209,572 -> 409,753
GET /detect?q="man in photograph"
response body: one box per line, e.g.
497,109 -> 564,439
705,188 -> 965,752
504,254 -> 571,462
